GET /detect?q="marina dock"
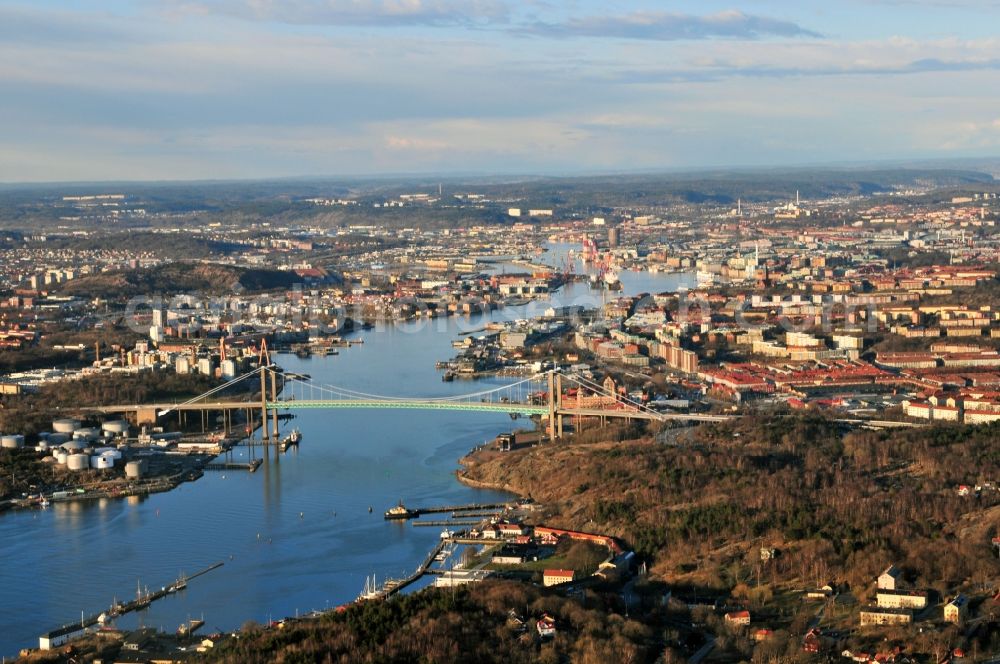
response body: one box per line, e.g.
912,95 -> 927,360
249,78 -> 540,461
204,459 -> 263,472
377,540 -> 447,599
412,520 -> 480,527
409,502 -> 509,517
39,562 -> 224,651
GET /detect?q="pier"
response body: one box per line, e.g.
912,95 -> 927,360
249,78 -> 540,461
204,459 -> 263,472
410,502 -> 509,516
450,510 -> 503,518
412,520 -> 480,527
377,540 -> 447,599
39,562 -> 224,651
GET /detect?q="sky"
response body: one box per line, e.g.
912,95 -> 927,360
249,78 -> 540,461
2,0 -> 1000,182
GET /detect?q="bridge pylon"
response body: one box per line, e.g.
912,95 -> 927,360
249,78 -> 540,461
547,370 -> 557,443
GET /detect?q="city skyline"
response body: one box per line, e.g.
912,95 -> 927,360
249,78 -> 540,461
2,0 -> 1000,182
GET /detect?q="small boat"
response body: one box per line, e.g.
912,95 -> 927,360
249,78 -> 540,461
177,619 -> 204,636
442,371 -> 455,382
39,498 -> 50,508
358,575 -> 381,601
384,502 -> 418,520
279,428 -> 302,452
440,529 -> 455,540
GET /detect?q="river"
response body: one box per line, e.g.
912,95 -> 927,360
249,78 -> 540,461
0,243 -> 693,657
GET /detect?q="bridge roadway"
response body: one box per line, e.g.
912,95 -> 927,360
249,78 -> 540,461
77,399 -> 733,423
77,400 -> 917,427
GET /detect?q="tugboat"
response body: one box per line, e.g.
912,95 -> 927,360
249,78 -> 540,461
384,501 -> 419,520
279,428 -> 302,452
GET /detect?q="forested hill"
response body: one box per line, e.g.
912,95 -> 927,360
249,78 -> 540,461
460,415 -> 1000,596
56,262 -> 302,298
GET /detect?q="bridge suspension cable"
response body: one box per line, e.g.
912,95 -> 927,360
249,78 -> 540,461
275,369 -> 545,404
558,371 -> 665,419
159,365 -> 267,416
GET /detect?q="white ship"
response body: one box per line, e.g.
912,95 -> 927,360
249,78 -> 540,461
358,575 -> 381,601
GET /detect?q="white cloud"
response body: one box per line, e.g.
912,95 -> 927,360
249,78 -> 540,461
169,0 -> 511,26
528,9 -> 821,41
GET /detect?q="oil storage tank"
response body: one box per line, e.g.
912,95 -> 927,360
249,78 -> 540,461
125,460 -> 146,479
1,435 -> 24,449
52,419 -> 80,434
101,421 -> 129,435
91,455 -> 114,470
67,454 -> 90,471
73,428 -> 100,442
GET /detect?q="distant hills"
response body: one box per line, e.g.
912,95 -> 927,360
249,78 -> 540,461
57,262 -> 300,299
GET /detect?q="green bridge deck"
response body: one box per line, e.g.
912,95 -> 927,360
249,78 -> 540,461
267,400 -> 550,415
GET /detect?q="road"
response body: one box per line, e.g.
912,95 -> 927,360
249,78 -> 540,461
688,636 -> 716,664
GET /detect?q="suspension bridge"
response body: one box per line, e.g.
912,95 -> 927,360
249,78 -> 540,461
83,364 -> 731,442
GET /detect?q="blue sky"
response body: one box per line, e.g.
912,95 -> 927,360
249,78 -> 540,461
1,0 -> 999,182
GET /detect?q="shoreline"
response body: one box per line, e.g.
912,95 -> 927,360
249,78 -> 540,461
454,468 -> 518,495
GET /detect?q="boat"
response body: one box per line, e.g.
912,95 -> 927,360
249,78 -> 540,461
279,428 -> 302,452
442,371 -> 455,382
384,502 -> 419,520
358,575 -> 381,601
440,529 -> 455,540
177,619 -> 204,636
39,498 -> 50,508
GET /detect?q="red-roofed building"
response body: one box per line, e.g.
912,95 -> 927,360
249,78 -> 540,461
725,610 -> 751,626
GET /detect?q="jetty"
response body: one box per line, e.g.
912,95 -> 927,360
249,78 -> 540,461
412,520 -> 480,527
39,562 -> 224,651
409,502 -> 509,517
204,459 -> 262,472
378,540 -> 447,599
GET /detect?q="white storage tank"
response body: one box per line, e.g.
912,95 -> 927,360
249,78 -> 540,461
47,433 -> 69,445
91,455 -> 114,470
125,460 -> 145,479
67,454 -> 90,471
101,420 -> 129,435
61,440 -> 85,452
52,419 -> 81,434
37,441 -> 50,452
73,428 -> 100,442
96,448 -> 122,460
54,450 -> 68,465
1,435 -> 24,449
